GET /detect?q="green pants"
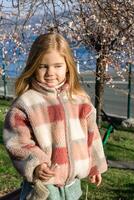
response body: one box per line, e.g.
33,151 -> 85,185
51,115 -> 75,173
20,178 -> 82,200
46,179 -> 82,200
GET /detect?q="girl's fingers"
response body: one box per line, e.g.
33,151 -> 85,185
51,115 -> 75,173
34,163 -> 58,180
90,174 -> 102,186
42,167 -> 55,176
39,175 -> 51,181
38,170 -> 54,180
38,166 -> 56,180
96,174 -> 102,186
39,170 -> 54,177
39,173 -> 53,180
90,176 -> 95,183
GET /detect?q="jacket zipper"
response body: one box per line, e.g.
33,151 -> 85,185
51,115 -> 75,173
57,93 -> 74,184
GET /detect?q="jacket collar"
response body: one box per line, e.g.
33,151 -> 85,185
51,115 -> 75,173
31,79 -> 69,97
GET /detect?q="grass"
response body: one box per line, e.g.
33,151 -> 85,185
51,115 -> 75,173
80,129 -> 134,200
0,99 -> 11,143
81,169 -> 134,200
0,99 -> 22,196
104,130 -> 134,161
0,99 -> 134,199
0,144 -> 22,195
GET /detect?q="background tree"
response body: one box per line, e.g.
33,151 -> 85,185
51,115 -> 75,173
52,0 -> 134,126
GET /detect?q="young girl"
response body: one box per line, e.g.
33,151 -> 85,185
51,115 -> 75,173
3,33 -> 107,200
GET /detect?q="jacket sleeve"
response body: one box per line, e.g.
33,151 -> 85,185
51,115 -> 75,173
87,105 -> 107,177
3,107 -> 50,182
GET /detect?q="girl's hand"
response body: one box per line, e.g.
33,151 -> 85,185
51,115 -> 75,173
90,174 -> 102,186
34,163 -> 55,181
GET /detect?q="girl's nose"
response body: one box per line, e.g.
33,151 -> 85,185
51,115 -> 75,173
46,66 -> 55,75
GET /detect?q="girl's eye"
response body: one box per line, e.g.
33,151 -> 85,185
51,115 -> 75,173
39,64 -> 48,69
55,65 -> 62,68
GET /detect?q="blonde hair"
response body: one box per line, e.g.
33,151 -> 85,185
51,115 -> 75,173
15,33 -> 85,97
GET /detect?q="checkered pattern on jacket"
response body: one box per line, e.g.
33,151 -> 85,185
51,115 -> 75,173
3,82 -> 107,185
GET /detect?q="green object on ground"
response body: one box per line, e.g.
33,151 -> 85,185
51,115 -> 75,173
102,124 -> 114,145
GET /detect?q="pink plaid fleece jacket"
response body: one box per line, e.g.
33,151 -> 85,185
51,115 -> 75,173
3,81 -> 107,185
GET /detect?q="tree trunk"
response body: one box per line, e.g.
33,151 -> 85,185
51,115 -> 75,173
95,55 -> 106,127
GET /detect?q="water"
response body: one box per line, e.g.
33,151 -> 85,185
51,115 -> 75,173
0,36 -> 133,78
0,34 -> 37,78
0,35 -> 97,78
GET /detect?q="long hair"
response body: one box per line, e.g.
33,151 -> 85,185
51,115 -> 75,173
15,33 -> 85,97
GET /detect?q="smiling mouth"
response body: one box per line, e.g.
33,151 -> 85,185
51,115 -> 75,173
45,79 -> 56,82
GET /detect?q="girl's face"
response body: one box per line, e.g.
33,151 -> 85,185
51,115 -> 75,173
35,50 -> 68,88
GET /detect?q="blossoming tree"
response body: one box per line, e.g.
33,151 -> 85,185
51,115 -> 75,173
0,0 -> 134,125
